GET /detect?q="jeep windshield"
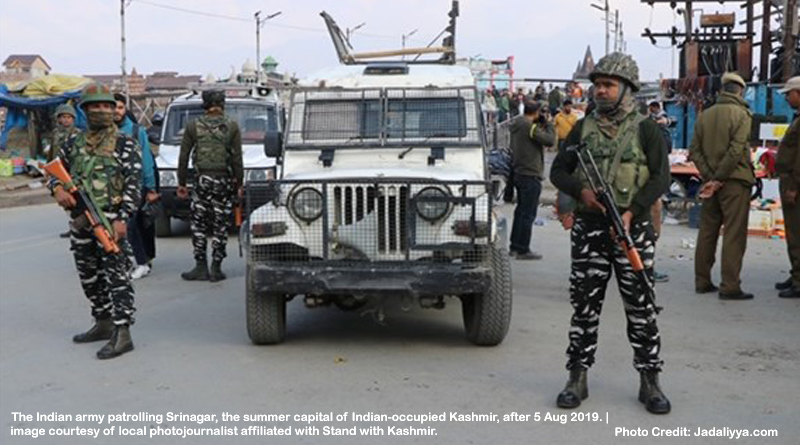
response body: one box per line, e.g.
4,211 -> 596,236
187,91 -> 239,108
163,103 -> 278,145
285,88 -> 482,148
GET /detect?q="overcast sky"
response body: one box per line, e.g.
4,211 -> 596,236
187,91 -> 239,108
0,0 -> 764,82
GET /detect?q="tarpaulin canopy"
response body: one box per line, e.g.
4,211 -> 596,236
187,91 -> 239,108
21,74 -> 91,97
0,75 -> 90,151
0,83 -> 82,110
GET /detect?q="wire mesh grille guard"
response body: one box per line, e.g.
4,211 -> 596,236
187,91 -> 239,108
286,87 -> 483,147
245,179 -> 493,264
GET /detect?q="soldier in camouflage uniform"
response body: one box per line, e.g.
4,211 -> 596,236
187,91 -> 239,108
550,53 -> 671,414
50,104 -> 83,238
49,104 -> 81,161
177,89 -> 243,282
49,82 -> 142,360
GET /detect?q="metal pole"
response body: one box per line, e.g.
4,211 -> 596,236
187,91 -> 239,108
120,0 -> 129,106
605,0 -> 610,55
784,0 -> 798,82
255,11 -> 261,84
761,0 -> 772,81
614,9 -> 620,52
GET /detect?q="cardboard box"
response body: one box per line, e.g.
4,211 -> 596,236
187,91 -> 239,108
748,209 -> 772,231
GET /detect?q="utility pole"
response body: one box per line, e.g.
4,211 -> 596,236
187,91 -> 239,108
614,10 -> 620,52
783,0 -> 798,82
591,0 -> 611,55
761,0 -> 772,81
255,11 -> 282,84
120,0 -> 129,106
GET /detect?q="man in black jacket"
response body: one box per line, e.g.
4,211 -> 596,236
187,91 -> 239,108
509,102 -> 555,259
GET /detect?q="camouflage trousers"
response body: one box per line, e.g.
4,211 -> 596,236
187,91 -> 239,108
70,223 -> 136,325
190,175 -> 233,263
565,215 -> 663,372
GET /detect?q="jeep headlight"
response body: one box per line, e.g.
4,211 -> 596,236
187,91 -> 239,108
159,170 -> 177,187
415,187 -> 450,222
290,187 -> 323,222
245,168 -> 275,184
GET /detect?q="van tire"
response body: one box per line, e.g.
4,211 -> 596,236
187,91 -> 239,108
246,265 -> 286,345
155,214 -> 172,237
462,246 -> 512,346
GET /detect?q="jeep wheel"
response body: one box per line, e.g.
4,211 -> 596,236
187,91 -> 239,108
155,213 -> 172,237
246,266 -> 286,344
462,246 -> 512,346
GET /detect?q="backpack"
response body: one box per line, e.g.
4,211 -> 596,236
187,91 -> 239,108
192,116 -> 233,174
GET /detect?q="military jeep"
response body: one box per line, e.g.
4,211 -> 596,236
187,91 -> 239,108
241,61 -> 512,346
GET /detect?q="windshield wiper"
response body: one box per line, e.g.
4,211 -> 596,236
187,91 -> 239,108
398,147 -> 414,159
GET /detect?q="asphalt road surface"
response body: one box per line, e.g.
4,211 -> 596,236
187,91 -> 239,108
1,202 -> 798,444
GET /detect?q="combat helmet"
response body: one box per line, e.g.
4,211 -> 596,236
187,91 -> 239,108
54,103 -> 77,118
202,89 -> 225,109
589,52 -> 641,92
79,82 -> 116,108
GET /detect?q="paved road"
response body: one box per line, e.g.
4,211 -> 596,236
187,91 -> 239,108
1,203 -> 797,444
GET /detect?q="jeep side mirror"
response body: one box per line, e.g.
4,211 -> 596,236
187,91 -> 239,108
264,130 -> 283,159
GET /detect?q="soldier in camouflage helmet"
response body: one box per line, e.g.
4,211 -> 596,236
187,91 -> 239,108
51,103 -> 84,238
177,89 -> 243,282
49,103 -> 81,162
48,82 -> 142,360
550,53 -> 672,414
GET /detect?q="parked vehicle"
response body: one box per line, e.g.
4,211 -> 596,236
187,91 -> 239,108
241,62 -> 512,345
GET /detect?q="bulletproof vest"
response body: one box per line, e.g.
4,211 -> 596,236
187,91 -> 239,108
579,112 -> 649,210
192,114 -> 232,175
70,131 -> 126,211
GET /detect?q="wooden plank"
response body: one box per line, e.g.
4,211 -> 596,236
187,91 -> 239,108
351,47 -> 453,60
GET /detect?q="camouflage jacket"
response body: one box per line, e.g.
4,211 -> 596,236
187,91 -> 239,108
178,113 -> 244,187
48,126 -> 81,161
47,130 -> 142,222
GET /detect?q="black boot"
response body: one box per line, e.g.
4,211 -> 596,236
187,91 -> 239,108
209,260 -> 226,282
639,370 -> 671,414
181,260 -> 209,281
556,368 -> 588,409
72,317 -> 114,343
97,325 -> 134,360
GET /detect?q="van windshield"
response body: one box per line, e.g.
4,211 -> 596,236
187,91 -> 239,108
163,103 -> 277,144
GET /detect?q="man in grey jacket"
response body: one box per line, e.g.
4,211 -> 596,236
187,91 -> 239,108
509,101 -> 555,259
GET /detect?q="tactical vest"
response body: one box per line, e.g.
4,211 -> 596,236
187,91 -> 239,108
70,132 -> 126,211
579,112 -> 649,209
192,115 -> 232,176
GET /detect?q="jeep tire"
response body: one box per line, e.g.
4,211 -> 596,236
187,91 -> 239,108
246,265 -> 287,344
462,245 -> 512,346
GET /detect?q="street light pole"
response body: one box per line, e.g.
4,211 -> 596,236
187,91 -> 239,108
346,22 -> 366,47
255,10 -> 282,84
401,28 -> 418,60
120,0 -> 129,106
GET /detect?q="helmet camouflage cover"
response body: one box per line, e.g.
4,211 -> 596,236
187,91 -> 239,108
54,103 -> 77,118
589,52 -> 641,92
80,82 -> 116,108
202,89 -> 225,109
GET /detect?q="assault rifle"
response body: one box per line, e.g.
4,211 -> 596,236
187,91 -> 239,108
566,143 -> 662,314
44,159 -> 121,254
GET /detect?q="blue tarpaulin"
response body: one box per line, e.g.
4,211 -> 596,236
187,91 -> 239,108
0,84 -> 86,150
